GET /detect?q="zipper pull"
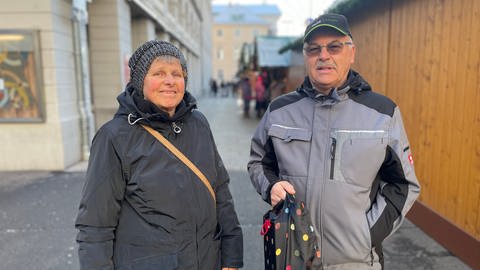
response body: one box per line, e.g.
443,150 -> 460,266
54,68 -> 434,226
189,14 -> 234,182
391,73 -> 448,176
330,138 -> 337,159
172,122 -> 182,134
330,138 -> 337,180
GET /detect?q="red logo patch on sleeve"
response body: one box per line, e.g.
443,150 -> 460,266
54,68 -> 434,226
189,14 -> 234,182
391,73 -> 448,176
408,154 -> 414,165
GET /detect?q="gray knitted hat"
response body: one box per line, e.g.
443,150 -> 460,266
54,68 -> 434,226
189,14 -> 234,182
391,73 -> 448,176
128,40 -> 187,94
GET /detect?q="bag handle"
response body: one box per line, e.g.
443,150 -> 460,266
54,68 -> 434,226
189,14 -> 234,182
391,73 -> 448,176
141,124 -> 216,202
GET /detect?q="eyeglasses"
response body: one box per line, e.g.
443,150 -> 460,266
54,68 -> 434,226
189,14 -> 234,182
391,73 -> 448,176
303,41 -> 353,56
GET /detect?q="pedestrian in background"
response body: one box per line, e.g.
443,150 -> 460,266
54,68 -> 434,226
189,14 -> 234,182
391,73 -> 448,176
75,40 -> 243,270
210,78 -> 218,97
254,74 -> 267,118
248,13 -> 420,269
239,74 -> 252,118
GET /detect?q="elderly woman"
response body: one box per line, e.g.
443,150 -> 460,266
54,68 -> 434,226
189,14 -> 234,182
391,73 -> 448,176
75,40 -> 243,270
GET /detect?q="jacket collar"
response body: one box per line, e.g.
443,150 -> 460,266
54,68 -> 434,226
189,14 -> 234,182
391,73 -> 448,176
115,83 -> 197,127
298,70 -> 372,104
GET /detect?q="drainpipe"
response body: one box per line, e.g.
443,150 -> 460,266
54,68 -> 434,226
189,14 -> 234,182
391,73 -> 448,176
72,0 -> 95,161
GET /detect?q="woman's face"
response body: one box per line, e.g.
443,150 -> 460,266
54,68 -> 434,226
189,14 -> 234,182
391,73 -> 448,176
143,57 -> 185,116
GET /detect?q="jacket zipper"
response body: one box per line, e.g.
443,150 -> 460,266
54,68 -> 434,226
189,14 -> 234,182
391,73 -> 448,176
370,249 -> 374,266
172,122 -> 182,133
329,138 -> 337,180
320,106 -> 333,268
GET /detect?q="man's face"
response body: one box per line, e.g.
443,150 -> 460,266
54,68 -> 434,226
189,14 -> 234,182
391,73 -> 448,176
303,32 -> 355,93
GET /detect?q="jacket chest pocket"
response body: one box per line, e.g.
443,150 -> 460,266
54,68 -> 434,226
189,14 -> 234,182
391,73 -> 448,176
330,130 -> 387,188
268,124 -> 312,177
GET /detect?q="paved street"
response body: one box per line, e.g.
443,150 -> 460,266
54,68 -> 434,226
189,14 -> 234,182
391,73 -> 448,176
0,95 -> 472,269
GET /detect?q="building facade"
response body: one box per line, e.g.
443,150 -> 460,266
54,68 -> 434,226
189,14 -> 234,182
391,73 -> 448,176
0,0 -> 213,170
211,4 -> 280,83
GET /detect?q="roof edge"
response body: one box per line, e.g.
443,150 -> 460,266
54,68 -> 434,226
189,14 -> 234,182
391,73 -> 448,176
326,0 -> 378,16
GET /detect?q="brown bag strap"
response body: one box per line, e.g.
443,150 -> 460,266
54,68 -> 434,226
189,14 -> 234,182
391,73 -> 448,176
141,124 -> 216,202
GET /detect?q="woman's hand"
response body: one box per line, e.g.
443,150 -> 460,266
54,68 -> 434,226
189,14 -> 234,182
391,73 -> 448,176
270,181 -> 296,206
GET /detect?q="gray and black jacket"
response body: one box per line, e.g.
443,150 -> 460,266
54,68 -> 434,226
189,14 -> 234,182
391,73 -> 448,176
248,70 -> 420,269
76,84 -> 243,270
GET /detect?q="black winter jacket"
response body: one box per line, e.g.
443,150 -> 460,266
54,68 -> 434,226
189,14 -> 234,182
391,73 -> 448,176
75,84 -> 243,270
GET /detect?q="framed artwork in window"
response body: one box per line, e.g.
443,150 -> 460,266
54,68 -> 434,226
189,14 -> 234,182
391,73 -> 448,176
0,30 -> 44,122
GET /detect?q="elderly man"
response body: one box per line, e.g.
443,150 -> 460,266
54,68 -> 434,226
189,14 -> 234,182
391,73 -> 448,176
248,13 -> 420,269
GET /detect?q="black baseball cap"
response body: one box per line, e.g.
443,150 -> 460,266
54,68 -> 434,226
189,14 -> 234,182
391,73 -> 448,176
304,13 -> 352,42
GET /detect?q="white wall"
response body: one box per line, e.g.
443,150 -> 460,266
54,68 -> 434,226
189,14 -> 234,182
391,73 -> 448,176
0,0 -> 82,170
131,18 -> 156,51
88,0 -> 132,129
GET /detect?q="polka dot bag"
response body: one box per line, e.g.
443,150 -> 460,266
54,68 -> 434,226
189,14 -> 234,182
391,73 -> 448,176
261,193 -> 320,270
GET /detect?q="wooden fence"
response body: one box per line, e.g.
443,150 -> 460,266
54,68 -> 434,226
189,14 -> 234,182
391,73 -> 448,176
344,0 -> 479,266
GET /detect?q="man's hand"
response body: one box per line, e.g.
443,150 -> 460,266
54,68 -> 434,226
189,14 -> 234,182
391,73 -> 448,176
270,181 -> 296,206
222,268 -> 238,270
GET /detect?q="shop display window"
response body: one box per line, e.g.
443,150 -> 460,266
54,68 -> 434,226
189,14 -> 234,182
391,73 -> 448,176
0,30 -> 44,122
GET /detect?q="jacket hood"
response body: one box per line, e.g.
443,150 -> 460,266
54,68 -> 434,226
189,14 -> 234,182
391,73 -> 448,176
298,69 -> 372,99
114,83 -> 197,125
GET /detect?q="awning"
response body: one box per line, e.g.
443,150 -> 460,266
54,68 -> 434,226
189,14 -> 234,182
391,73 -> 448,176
256,36 -> 297,67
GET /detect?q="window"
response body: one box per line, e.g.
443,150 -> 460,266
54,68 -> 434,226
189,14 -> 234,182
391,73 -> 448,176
217,29 -> 223,37
0,30 -> 44,122
234,29 -> 241,37
217,69 -> 224,81
217,48 -> 224,60
234,48 -> 240,60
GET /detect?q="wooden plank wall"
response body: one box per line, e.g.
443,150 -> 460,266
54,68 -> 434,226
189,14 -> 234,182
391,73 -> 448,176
348,0 -> 480,239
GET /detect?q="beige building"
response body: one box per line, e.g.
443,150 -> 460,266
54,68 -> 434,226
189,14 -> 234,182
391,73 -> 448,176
0,0 -> 213,170
211,4 -> 280,82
